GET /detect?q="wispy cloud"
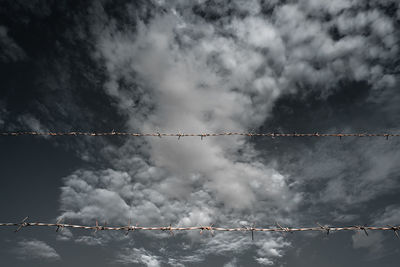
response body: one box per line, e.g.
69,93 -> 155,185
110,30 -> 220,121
0,25 -> 26,62
373,205 -> 400,225
352,231 -> 385,260
223,258 -> 238,267
115,247 -> 161,267
56,228 -> 73,241
17,114 -> 49,133
75,235 -> 105,246
12,239 -> 61,262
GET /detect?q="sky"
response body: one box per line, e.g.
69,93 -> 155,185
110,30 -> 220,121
0,0 -> 400,266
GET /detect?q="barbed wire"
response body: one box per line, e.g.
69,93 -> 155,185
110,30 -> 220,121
2,217 -> 400,240
1,131 -> 400,140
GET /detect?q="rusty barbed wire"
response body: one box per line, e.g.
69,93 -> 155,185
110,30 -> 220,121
1,131 -> 400,139
2,218 -> 400,240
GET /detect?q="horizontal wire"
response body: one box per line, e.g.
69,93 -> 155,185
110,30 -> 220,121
0,131 -> 399,138
2,219 -> 400,239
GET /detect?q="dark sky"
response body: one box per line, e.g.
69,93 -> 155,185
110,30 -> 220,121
1,0 -> 400,266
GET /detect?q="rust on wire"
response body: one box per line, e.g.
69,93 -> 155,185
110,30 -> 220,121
2,219 -> 400,239
0,131 -> 399,138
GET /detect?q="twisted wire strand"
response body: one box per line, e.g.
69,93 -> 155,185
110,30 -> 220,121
1,131 -> 400,138
2,219 -> 400,238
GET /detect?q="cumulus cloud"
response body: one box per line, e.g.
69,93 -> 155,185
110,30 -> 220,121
12,239 -> 60,261
60,4 -> 300,261
56,0 -> 400,265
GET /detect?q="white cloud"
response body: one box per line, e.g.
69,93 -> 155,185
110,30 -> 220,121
56,228 -> 73,241
59,5 -> 300,262
301,0 -> 355,15
255,257 -> 274,266
256,237 -> 290,258
13,239 -> 60,261
57,0 -> 400,265
115,247 -> 161,267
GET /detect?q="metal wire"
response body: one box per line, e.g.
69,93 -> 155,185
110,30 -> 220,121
1,131 -> 399,139
2,218 -> 400,239
2,132 -> 399,240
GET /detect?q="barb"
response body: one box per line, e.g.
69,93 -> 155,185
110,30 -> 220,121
276,222 -> 293,234
177,133 -> 183,140
250,223 -> 256,241
199,224 -> 214,236
125,219 -> 133,236
2,219 -> 399,239
14,217 -> 29,232
317,222 -> 330,235
388,225 -> 400,239
355,225 -> 369,236
56,218 -> 64,232
1,131 -> 400,138
161,224 -> 175,236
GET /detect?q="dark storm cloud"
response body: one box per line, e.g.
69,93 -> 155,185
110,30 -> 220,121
1,0 -> 400,266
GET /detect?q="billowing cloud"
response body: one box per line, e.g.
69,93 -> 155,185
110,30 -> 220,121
55,0 -> 400,265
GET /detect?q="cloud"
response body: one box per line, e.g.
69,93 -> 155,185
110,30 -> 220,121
223,258 -> 238,267
12,239 -> 61,261
17,114 -> 48,133
352,231 -> 385,259
255,257 -> 274,266
75,236 -> 105,246
0,101 -> 7,127
0,25 -> 26,62
373,205 -> 400,226
115,247 -> 161,267
284,136 -> 400,210
56,228 -> 73,241
90,0 -> 304,216
0,1 -> 399,265
56,0 -> 400,265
